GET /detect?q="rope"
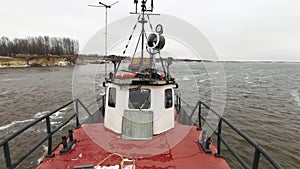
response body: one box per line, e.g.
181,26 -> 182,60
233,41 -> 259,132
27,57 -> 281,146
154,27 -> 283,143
96,153 -> 135,169
123,15 -> 141,55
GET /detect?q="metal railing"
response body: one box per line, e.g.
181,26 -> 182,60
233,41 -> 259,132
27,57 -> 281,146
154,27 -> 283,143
176,96 -> 283,169
0,97 -> 104,169
0,95 -> 283,169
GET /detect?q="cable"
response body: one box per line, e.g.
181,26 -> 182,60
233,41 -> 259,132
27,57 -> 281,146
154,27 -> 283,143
123,15 -> 141,55
146,14 -> 154,32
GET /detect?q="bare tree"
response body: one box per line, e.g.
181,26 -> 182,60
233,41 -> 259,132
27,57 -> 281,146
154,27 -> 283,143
0,36 -> 79,56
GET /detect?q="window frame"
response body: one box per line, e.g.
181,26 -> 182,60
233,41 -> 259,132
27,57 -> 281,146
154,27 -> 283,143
165,88 -> 173,109
108,87 -> 116,108
128,88 -> 151,110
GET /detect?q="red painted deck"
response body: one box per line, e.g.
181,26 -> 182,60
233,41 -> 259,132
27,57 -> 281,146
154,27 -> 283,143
37,123 -> 231,169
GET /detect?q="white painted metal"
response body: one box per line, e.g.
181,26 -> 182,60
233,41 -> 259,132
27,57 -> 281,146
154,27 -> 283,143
104,82 -> 175,135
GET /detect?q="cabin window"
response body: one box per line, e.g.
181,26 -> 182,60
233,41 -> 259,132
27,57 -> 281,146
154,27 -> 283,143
129,88 -> 151,109
108,87 -> 116,108
165,89 -> 173,109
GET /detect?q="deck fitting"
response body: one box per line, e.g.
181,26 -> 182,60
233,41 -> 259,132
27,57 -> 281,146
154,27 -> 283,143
59,130 -> 77,154
45,153 -> 55,158
199,131 -> 212,153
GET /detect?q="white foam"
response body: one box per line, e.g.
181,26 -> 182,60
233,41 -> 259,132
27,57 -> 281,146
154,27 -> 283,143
50,121 -> 62,125
198,79 -> 209,83
50,108 -> 67,119
1,109 -> 68,133
244,76 -> 254,84
0,91 -> 10,95
34,111 -> 50,119
290,90 -> 300,107
37,145 -> 48,165
34,108 -> 67,120
0,119 -> 35,131
2,78 -> 28,82
182,76 -> 190,81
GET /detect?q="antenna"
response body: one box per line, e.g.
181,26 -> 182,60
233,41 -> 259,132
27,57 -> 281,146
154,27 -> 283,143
147,0 -> 154,12
88,1 -> 119,78
134,0 -> 138,13
128,0 -> 159,69
131,0 -> 155,14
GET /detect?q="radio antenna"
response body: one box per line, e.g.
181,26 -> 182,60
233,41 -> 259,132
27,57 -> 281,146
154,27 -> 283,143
88,1 -> 119,78
134,0 -> 138,13
127,0 -> 158,68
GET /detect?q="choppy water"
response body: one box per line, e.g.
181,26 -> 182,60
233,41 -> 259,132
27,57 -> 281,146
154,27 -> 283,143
0,62 -> 299,169
221,62 -> 300,169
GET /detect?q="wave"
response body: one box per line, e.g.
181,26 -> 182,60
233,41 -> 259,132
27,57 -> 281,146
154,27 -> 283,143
0,91 -> 10,95
50,108 -> 67,119
243,76 -> 254,84
33,108 -> 67,119
1,78 -> 28,82
0,109 -> 68,131
37,145 -> 48,165
198,79 -> 209,83
34,111 -> 50,118
182,76 -> 190,81
50,121 -> 62,125
0,119 -> 35,131
290,90 -> 300,107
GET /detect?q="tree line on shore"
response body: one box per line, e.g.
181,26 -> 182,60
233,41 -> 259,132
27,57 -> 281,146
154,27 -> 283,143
0,36 -> 79,57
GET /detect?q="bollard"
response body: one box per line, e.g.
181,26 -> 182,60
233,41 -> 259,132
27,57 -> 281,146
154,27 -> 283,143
198,130 -> 212,153
61,136 -> 68,149
68,130 -> 74,142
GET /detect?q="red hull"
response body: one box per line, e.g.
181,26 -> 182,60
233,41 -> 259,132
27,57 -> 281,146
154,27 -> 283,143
38,123 -> 230,169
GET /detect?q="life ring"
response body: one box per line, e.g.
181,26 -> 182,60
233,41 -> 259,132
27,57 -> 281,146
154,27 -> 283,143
115,73 -> 166,79
115,73 -> 137,79
159,74 -> 166,79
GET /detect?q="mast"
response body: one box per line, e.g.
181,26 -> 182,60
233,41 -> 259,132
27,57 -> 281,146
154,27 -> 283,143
131,0 -> 156,69
140,0 -> 147,67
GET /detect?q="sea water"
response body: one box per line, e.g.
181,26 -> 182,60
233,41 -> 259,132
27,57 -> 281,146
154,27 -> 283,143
0,62 -> 299,169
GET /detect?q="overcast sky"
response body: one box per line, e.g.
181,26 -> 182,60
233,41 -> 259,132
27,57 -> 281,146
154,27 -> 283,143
0,0 -> 299,61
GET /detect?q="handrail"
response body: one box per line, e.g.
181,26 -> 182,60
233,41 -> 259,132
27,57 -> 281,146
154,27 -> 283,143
177,98 -> 283,169
199,100 -> 283,169
0,97 -> 103,169
0,100 -> 74,146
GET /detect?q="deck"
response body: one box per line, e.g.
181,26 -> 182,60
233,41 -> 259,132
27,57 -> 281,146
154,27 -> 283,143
37,123 -> 230,169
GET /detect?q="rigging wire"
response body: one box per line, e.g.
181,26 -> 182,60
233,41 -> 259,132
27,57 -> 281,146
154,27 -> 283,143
146,14 -> 154,32
122,15 -> 141,55
132,31 -> 143,65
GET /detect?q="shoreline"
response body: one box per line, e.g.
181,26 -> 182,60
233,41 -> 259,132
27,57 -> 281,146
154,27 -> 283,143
1,56 -> 299,69
0,55 -> 77,68
0,65 -> 75,69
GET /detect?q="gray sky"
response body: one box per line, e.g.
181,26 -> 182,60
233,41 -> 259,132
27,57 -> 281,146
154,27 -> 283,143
0,0 -> 299,61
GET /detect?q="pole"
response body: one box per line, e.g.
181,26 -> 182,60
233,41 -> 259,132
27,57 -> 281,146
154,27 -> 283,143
140,0 -> 147,67
141,13 -> 145,67
88,1 -> 119,78
46,117 -> 54,157
105,7 -> 108,78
